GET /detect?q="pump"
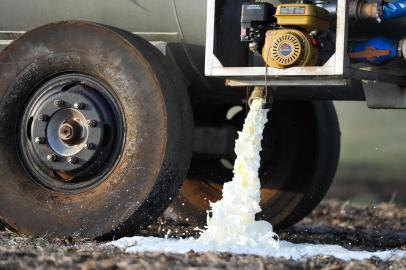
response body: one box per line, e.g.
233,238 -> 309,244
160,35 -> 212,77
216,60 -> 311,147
241,2 -> 330,69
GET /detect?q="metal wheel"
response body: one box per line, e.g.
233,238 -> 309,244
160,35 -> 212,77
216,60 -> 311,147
19,73 -> 124,193
0,21 -> 193,238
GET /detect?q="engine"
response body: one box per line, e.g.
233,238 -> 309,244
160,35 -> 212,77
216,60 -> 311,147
241,2 -> 330,69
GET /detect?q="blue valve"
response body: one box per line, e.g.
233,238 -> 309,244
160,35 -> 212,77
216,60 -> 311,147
350,37 -> 399,64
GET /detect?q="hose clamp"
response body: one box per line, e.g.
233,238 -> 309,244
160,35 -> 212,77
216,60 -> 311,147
376,0 -> 385,22
399,38 -> 406,60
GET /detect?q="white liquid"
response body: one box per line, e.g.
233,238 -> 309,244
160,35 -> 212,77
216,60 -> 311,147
109,98 -> 406,261
110,236 -> 406,261
198,98 -> 279,249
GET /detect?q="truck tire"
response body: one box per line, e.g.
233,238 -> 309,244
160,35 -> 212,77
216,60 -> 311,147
168,101 -> 340,229
0,21 -> 193,238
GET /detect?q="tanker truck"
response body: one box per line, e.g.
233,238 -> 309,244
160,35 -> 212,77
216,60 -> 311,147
0,0 -> 405,238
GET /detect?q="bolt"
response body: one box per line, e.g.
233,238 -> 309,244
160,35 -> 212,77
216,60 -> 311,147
34,137 -> 45,144
87,119 -> 97,127
84,143 -> 95,150
38,114 -> 48,121
73,102 -> 84,109
67,156 -> 78,164
54,100 -> 64,107
47,154 -> 57,162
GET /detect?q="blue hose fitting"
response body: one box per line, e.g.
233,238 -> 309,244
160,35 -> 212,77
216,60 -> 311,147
350,37 -> 400,64
379,0 -> 406,21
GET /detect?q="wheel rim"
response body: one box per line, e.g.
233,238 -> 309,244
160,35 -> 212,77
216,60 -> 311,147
18,73 -> 125,193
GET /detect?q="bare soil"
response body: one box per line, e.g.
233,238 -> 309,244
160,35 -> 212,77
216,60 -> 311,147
0,200 -> 405,270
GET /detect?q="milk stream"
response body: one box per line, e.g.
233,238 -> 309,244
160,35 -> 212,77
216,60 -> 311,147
198,98 -> 279,249
109,97 -> 406,260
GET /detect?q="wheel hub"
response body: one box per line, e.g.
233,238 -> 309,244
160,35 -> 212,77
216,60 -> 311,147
19,73 -> 124,192
59,121 -> 80,143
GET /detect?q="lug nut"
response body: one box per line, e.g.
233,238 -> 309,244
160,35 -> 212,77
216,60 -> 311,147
47,154 -> 57,162
84,143 -> 95,150
54,100 -> 64,107
87,119 -> 97,127
34,137 -> 45,144
74,102 -> 84,109
67,156 -> 78,164
38,114 -> 48,121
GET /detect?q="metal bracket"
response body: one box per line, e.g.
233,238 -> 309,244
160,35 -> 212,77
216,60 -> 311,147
363,80 -> 406,109
150,41 -> 190,88
204,0 -> 349,87
226,77 -> 349,87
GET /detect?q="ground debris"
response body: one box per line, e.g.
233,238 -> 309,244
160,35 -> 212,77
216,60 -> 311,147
278,200 -> 406,251
300,200 -> 406,231
0,200 -> 404,269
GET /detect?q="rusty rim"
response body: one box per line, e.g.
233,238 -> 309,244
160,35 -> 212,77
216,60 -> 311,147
18,73 -> 125,193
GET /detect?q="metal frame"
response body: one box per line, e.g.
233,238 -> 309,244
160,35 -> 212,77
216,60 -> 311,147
204,0 -> 349,86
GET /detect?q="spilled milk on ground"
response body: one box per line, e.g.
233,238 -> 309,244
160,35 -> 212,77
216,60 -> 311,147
109,98 -> 406,260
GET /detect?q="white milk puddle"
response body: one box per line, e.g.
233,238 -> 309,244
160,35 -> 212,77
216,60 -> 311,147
109,98 -> 406,261
109,237 -> 406,261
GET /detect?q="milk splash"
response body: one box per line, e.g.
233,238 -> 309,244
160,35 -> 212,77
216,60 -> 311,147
198,98 -> 279,249
109,98 -> 406,261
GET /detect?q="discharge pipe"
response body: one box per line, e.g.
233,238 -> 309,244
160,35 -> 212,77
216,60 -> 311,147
349,37 -> 406,64
248,87 -> 273,109
320,0 -> 406,21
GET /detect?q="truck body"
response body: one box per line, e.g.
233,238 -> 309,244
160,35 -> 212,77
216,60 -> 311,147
0,0 -> 404,238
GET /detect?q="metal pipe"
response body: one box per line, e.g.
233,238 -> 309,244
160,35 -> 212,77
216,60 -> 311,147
399,38 -> 406,60
347,0 -> 378,20
248,87 -> 273,109
317,0 -> 376,20
325,0 -> 406,21
353,0 -> 406,21
359,2 -> 378,19
321,2 -> 338,17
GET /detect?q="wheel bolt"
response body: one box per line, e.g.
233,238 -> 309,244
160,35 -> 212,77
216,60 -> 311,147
47,154 -> 57,162
84,143 -> 95,150
74,102 -> 84,109
34,137 -> 45,144
87,119 -> 97,127
54,100 -> 64,107
38,114 -> 48,121
67,156 -> 78,164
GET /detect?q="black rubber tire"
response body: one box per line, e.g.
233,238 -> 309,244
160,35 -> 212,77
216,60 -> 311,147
168,101 -> 340,229
0,21 -> 193,238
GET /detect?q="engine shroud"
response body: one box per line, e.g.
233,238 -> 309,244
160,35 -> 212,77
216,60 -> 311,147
262,29 -> 318,69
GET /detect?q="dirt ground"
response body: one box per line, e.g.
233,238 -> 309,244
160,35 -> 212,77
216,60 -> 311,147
0,200 -> 405,270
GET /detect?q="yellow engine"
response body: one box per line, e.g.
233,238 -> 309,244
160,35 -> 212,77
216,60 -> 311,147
274,4 -> 330,32
260,4 -> 330,69
262,29 -> 318,69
